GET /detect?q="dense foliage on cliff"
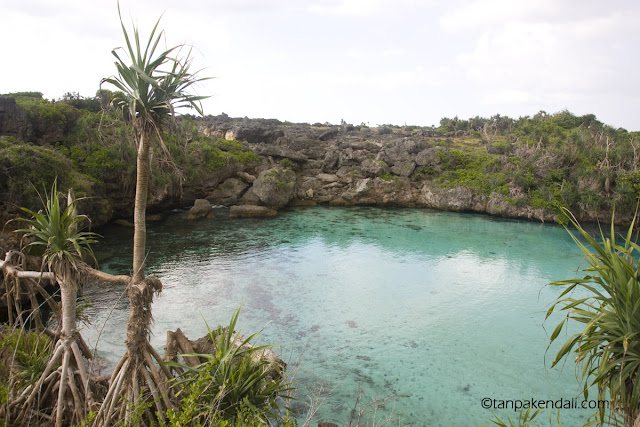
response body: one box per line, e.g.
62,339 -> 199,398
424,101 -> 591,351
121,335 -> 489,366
433,111 -> 640,215
0,91 -> 638,230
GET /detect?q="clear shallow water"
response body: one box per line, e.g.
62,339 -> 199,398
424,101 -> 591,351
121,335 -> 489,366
83,206 -> 593,426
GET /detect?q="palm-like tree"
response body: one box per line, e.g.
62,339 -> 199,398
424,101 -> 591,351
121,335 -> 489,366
10,181 -> 99,427
96,6 -> 208,425
546,210 -> 640,426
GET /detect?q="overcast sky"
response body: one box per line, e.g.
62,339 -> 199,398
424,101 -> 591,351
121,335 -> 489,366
2,0 -> 639,130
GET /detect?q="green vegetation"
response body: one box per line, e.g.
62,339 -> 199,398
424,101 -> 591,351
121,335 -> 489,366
94,5 -> 211,425
3,87 -> 638,224
13,181 -> 100,426
546,211 -> 640,425
413,111 -> 640,219
166,309 -> 294,425
0,138 -> 76,207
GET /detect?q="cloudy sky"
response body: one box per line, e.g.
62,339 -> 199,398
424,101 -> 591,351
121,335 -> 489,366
2,0 -> 639,130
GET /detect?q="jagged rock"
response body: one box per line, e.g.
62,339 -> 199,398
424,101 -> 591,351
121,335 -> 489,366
322,149 -> 340,172
338,148 -> 356,168
391,161 -> 416,177
238,187 -> 262,205
317,173 -> 339,183
207,178 -> 248,206
237,171 -> 256,183
229,205 -> 277,217
225,121 -> 284,144
188,199 -> 214,219
251,167 -> 297,208
318,128 -> 338,141
254,143 -> 308,163
415,146 -> 447,166
336,166 -> 361,180
361,159 -> 389,177
422,186 -> 474,211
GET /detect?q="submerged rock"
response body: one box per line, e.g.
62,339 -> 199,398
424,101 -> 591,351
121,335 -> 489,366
229,205 -> 277,218
188,199 -> 214,219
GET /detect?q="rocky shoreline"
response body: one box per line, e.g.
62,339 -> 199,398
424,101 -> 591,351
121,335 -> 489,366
1,95 -> 633,237
179,115 -> 584,224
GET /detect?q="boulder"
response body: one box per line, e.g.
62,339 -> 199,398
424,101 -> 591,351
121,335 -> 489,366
253,143 -> 308,163
317,173 -> 339,183
361,159 -> 389,177
237,171 -> 256,183
188,199 -> 214,219
318,128 -> 338,141
207,178 -> 248,206
322,149 -> 340,172
224,121 -> 284,144
415,147 -> 446,167
229,205 -> 277,217
238,187 -> 262,205
251,167 -> 297,208
391,161 -> 416,177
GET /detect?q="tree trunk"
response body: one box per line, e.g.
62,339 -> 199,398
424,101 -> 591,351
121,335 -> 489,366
133,129 -> 151,284
59,277 -> 77,340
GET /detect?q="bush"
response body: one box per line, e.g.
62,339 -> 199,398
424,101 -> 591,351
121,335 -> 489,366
166,309 -> 294,425
0,326 -> 54,401
0,142 -> 73,205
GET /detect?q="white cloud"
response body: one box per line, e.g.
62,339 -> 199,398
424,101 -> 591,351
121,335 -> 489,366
482,90 -> 530,105
307,0 -> 433,16
1,0 -> 639,129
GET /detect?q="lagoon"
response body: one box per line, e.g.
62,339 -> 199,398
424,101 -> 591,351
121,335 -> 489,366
84,206 -> 591,425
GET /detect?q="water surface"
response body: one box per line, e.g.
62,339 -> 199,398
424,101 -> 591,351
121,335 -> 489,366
84,206 -> 592,425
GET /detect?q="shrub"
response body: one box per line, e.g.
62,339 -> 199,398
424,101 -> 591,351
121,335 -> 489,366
167,309 -> 294,425
0,142 -> 73,205
0,326 -> 54,414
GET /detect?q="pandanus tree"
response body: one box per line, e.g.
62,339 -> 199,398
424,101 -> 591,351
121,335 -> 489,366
10,182 -> 99,427
96,6 -> 208,425
546,210 -> 640,426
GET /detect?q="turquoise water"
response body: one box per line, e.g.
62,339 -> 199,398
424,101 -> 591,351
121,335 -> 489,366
83,206 -> 594,425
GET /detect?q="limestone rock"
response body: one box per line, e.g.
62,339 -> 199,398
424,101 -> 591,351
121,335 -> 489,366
361,159 -> 389,177
238,187 -> 262,205
188,199 -> 214,219
237,171 -> 256,183
415,146 -> 446,166
254,143 -> 308,163
251,167 -> 297,208
317,173 -> 339,183
207,178 -> 248,206
229,205 -> 277,217
391,161 -> 416,177
322,149 -> 340,172
224,121 -> 284,144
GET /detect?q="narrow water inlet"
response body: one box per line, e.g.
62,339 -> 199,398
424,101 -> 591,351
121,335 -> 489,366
83,206 -> 592,425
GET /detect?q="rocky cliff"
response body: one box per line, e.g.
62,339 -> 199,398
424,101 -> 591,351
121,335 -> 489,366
191,115 -> 559,222
1,95 -> 635,240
